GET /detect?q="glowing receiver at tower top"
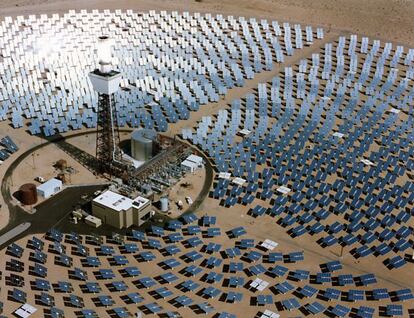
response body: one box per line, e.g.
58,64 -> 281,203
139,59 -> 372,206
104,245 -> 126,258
89,36 -> 122,95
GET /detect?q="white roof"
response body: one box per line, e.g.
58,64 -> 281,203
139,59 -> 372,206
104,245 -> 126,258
260,239 -> 278,250
276,186 -> 291,194
37,178 -> 62,192
232,177 -> 246,186
14,304 -> 37,318
132,196 -> 150,210
239,128 -> 252,136
15,309 -> 29,318
93,190 -> 149,212
261,310 -> 280,318
85,214 -> 101,222
181,159 -> 198,169
250,278 -> 269,291
361,158 -> 374,166
257,280 -> 269,291
21,304 -> 37,314
93,190 -> 133,212
333,132 -> 344,138
218,172 -> 231,180
186,154 -> 203,164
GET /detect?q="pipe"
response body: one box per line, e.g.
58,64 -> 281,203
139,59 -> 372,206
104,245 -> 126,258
109,94 -> 123,167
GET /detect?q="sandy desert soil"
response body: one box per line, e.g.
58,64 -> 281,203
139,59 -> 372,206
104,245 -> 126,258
1,0 -> 414,47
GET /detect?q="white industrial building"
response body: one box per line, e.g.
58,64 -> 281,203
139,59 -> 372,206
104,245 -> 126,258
181,154 -> 204,173
186,154 -> 204,166
92,190 -> 152,229
85,214 -> 102,228
36,178 -> 63,199
181,159 -> 199,173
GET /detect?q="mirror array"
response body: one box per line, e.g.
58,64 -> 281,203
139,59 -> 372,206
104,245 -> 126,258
2,214 -> 413,318
0,9 -> 413,318
0,10 -> 323,136
0,135 -> 18,161
184,34 -> 414,270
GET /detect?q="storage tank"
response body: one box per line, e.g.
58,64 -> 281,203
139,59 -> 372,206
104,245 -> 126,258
160,195 -> 169,212
131,129 -> 157,161
19,183 -> 38,205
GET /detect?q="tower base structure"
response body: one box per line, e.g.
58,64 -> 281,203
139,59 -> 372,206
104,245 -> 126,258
89,69 -> 123,176
95,92 -> 122,174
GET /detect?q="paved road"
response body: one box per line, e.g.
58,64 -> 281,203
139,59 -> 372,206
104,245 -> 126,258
0,130 -> 213,248
0,129 -> 122,249
0,184 -> 106,250
0,222 -> 31,246
183,146 -> 214,214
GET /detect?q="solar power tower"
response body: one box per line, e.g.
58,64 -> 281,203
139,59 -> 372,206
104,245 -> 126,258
89,36 -> 123,174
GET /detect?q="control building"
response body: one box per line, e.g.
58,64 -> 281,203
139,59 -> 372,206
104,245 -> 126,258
92,190 -> 152,229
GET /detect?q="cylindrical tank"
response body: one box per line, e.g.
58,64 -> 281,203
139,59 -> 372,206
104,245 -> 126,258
19,183 -> 38,205
131,129 -> 157,161
160,196 -> 169,212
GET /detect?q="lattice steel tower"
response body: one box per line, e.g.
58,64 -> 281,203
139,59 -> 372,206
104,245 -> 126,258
89,36 -> 123,174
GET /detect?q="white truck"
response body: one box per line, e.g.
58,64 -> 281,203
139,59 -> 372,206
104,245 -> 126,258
35,176 -> 45,183
185,196 -> 193,205
176,200 -> 183,210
